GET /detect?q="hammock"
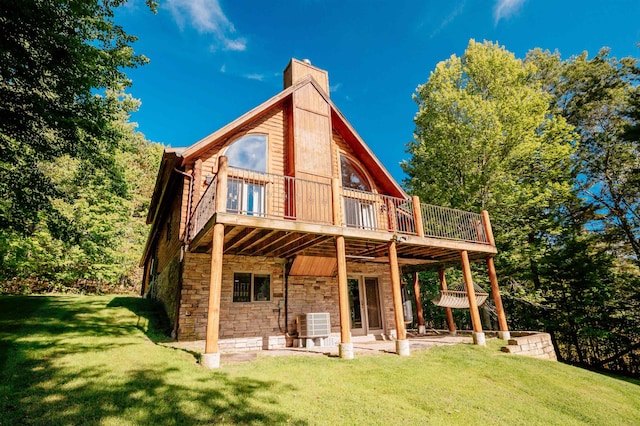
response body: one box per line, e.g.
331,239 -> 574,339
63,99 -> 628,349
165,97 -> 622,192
432,283 -> 489,309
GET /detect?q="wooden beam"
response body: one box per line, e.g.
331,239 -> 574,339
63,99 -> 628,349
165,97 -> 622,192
260,233 -> 309,257
236,229 -> 277,255
460,250 -> 483,334
412,271 -> 425,331
215,156 -> 228,213
251,231 -> 295,256
224,228 -> 262,253
412,196 -> 424,238
335,235 -> 352,358
388,241 -> 406,341
482,210 -> 508,335
438,267 -> 456,334
205,222 -> 225,355
487,256 -> 509,333
274,234 -> 330,258
331,177 -> 342,226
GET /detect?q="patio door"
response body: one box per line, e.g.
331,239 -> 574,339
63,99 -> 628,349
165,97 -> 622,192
348,277 -> 383,336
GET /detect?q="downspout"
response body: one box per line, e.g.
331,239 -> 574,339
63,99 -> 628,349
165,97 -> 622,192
172,167 -> 194,340
284,260 -> 292,341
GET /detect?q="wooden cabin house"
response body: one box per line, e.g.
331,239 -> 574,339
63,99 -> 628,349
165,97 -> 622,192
141,59 -> 509,368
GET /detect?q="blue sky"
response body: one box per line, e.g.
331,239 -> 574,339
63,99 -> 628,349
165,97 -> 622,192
116,0 -> 640,183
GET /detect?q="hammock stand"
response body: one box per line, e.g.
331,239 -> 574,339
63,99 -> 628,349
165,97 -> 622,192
432,283 -> 489,309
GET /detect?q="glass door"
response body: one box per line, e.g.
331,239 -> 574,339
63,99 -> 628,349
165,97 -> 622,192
348,277 -> 383,335
364,277 -> 382,331
348,278 -> 364,335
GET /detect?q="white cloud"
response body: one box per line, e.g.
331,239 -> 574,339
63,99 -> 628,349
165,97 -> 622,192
220,64 -> 226,73
430,1 -> 466,38
330,82 -> 342,92
493,0 -> 526,24
167,0 -> 247,51
245,73 -> 264,81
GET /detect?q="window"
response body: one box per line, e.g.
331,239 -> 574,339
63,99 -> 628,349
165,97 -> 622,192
227,179 -> 265,216
233,273 -> 270,302
225,134 -> 267,172
340,154 -> 376,229
225,135 -> 268,216
340,154 -> 371,191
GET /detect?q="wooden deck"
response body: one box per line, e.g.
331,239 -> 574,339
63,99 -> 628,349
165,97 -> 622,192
188,167 -> 496,267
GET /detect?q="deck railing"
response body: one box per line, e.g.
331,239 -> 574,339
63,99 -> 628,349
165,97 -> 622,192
226,167 -> 333,225
420,203 -> 488,243
341,188 -> 417,235
189,165 -> 490,245
190,175 -> 217,238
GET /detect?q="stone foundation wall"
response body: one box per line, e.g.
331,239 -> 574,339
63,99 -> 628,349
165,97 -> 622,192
501,332 -> 557,361
177,252 -> 400,346
178,253 -> 285,341
153,254 -> 181,329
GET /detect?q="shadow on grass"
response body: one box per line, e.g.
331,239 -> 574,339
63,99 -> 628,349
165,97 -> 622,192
107,296 -> 173,343
0,295 -> 306,425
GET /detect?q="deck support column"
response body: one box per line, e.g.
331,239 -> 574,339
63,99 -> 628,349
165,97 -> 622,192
389,240 -> 410,356
460,250 -> 485,346
438,267 -> 457,335
412,271 -> 426,334
482,210 -> 510,340
335,235 -> 353,359
202,223 -> 225,368
202,155 -> 228,369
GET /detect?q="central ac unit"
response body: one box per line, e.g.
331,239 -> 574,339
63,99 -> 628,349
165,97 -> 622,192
297,313 -> 330,338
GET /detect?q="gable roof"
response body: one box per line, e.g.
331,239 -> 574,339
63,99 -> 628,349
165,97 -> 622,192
180,76 -> 406,198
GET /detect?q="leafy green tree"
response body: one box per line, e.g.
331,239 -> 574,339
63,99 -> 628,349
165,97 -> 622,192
527,48 -> 640,263
403,39 -> 576,288
0,0 -> 156,234
0,96 -> 163,290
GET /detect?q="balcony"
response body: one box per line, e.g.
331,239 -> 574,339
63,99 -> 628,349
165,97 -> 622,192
188,164 -> 495,265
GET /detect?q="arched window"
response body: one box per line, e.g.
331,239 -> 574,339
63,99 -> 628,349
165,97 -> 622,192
225,134 -> 267,172
340,154 -> 371,191
340,154 -> 376,229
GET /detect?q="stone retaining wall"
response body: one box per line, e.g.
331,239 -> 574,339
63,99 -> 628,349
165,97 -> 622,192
501,332 -> 557,361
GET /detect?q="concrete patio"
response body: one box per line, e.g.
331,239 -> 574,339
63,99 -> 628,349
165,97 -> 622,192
163,332 -> 480,365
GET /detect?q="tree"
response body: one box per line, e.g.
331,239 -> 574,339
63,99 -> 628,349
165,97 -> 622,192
0,0 -> 156,234
526,48 -> 640,263
403,40 -> 575,288
0,95 -> 163,290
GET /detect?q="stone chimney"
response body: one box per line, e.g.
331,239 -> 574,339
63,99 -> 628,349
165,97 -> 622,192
283,58 -> 330,95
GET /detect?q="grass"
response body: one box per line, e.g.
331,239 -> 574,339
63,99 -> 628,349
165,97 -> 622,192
0,295 -> 639,425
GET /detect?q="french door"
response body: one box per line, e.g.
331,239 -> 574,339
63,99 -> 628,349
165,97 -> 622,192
348,277 -> 383,336
227,178 -> 265,216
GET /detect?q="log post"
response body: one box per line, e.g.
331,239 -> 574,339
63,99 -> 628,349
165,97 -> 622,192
215,156 -> 228,212
412,271 -> 426,334
481,210 -> 510,340
202,155 -> 229,369
389,240 -> 410,355
438,267 -> 457,335
202,222 -> 225,368
331,177 -> 342,226
460,250 -> 485,346
412,196 -> 424,238
335,235 -> 352,359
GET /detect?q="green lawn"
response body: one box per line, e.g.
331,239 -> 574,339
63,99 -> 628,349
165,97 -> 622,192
1,295 -> 638,425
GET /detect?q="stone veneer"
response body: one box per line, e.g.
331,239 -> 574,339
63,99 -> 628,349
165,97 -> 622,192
501,332 -> 557,361
177,253 -> 398,350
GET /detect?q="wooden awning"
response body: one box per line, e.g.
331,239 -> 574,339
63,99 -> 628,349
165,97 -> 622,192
289,255 -> 337,277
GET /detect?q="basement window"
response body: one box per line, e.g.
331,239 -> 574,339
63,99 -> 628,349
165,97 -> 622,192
233,273 -> 270,303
